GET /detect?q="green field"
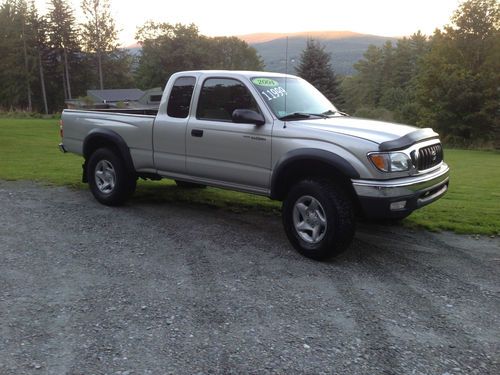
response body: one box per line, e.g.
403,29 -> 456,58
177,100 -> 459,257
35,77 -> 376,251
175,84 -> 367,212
0,118 -> 498,235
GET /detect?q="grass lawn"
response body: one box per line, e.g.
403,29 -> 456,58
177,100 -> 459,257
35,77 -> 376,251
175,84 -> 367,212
0,118 -> 498,235
406,149 -> 499,235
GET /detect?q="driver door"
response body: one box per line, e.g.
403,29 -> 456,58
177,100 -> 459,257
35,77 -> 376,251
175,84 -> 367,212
186,77 -> 272,191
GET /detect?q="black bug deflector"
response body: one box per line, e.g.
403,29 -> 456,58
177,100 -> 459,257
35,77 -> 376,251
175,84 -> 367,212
379,128 -> 439,151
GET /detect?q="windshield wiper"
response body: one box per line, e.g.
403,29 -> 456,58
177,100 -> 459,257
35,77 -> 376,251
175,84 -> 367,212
321,110 -> 337,116
322,109 -> 349,116
279,112 -> 328,121
279,112 -> 312,120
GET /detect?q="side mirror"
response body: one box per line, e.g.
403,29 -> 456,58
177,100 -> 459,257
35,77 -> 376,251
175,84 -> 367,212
232,109 -> 265,126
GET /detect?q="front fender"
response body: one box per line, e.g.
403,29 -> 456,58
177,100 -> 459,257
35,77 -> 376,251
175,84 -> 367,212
270,148 -> 360,199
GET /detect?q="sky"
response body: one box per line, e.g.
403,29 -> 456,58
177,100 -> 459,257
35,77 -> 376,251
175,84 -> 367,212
35,0 -> 464,46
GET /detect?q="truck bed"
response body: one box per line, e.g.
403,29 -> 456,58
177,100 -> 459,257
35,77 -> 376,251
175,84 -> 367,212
62,109 -> 156,172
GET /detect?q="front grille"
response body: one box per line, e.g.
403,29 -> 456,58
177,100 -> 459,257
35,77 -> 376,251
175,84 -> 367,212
417,143 -> 443,170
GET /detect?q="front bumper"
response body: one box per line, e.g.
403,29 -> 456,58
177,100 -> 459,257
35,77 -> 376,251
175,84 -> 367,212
59,143 -> 67,153
352,163 -> 450,219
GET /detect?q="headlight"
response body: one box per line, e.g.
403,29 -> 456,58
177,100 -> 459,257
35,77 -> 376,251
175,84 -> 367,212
368,152 -> 411,172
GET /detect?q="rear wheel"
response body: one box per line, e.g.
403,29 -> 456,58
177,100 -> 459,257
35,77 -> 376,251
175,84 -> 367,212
282,179 -> 355,260
87,148 -> 136,206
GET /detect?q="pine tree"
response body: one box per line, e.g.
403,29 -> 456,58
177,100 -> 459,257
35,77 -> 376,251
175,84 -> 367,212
47,0 -> 79,100
0,0 -> 38,111
295,39 -> 342,105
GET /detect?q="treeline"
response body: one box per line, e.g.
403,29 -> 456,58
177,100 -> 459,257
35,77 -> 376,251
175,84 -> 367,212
340,0 -> 499,146
0,0 -> 135,113
0,0 -> 263,114
1,0 -> 498,146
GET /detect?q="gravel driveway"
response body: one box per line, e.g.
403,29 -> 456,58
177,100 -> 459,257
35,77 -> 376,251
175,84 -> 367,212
1,180 -> 499,375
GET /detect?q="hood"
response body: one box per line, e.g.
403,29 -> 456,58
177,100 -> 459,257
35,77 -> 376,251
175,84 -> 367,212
290,116 -> 417,145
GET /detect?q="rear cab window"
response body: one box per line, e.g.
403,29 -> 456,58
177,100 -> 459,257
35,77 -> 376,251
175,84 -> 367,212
167,76 -> 196,118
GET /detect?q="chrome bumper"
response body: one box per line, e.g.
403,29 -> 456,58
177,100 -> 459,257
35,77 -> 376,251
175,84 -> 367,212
352,163 -> 450,218
352,163 -> 450,199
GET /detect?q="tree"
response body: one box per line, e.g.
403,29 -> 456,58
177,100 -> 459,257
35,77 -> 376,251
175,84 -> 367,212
341,32 -> 430,123
0,0 -> 133,113
81,0 -> 118,90
0,0 -> 40,111
0,0 -> 23,109
210,37 -> 264,70
18,0 -> 33,111
416,0 -> 499,143
348,44 -> 384,108
135,22 -> 209,88
27,1 -> 49,114
135,22 -> 264,89
47,0 -> 79,100
295,39 -> 342,105
98,49 -> 135,89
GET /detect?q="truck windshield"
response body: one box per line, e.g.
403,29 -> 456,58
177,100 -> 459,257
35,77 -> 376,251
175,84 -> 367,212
251,77 -> 339,120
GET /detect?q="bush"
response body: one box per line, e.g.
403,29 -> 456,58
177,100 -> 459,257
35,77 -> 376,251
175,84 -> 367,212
441,134 -> 499,150
0,109 -> 60,119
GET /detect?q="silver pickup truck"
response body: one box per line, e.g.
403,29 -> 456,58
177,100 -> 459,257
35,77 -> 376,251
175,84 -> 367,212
60,70 -> 449,260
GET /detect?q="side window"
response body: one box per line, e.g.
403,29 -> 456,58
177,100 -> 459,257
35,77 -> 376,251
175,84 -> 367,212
197,78 -> 259,121
167,76 -> 196,118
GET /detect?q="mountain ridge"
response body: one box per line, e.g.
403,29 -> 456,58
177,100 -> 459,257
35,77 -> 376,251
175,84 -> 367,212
125,30 -> 399,76
247,31 -> 398,75
237,30 -> 365,44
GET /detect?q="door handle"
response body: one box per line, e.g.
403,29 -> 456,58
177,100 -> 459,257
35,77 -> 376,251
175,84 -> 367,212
191,129 -> 203,137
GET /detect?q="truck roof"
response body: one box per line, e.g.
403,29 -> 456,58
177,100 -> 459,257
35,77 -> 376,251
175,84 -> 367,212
171,70 -> 298,80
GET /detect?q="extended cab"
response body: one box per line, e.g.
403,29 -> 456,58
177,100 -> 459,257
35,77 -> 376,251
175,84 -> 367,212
59,70 -> 449,260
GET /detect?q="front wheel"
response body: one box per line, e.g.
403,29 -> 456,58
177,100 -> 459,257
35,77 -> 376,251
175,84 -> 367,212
282,180 -> 355,260
87,148 -> 136,206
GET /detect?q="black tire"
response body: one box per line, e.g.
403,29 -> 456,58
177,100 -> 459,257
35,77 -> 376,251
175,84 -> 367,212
175,180 -> 207,189
282,179 -> 355,260
87,148 -> 136,206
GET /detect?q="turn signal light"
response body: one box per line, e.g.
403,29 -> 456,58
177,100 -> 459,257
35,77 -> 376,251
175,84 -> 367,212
369,154 -> 387,171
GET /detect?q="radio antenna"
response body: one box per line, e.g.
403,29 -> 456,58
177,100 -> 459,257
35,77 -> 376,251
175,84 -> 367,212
284,36 -> 289,126
285,36 -> 289,74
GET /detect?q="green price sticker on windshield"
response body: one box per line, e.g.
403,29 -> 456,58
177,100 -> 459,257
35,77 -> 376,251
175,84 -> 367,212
252,78 -> 279,87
